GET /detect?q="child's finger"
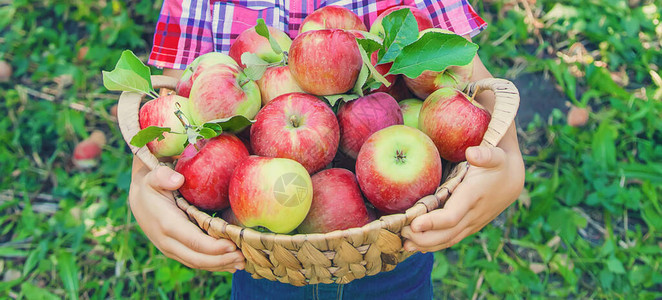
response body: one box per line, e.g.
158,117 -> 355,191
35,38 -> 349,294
465,146 -> 506,169
409,190 -> 474,233
145,165 -> 184,191
163,216 -> 238,255
161,237 -> 245,271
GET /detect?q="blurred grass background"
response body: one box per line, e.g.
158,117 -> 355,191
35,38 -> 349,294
0,0 -> 661,298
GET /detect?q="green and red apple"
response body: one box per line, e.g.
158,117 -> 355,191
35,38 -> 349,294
229,156 -> 313,234
139,94 -> 191,157
228,25 -> 292,68
250,93 -> 339,174
299,5 -> 367,34
418,88 -> 491,162
188,64 -> 261,124
289,29 -> 363,95
175,134 -> 249,211
256,65 -> 304,105
399,98 -> 424,129
337,92 -> 403,158
176,52 -> 238,97
297,168 -> 375,233
356,125 -> 442,214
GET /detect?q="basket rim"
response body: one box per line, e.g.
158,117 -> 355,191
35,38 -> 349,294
118,75 -> 520,246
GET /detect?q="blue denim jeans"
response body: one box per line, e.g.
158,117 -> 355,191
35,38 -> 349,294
231,252 -> 433,300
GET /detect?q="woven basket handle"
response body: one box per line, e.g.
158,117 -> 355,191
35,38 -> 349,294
117,75 -> 178,170
465,78 -> 520,148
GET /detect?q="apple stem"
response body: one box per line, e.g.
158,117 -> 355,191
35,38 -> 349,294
282,51 -> 289,66
289,115 -> 300,128
238,77 -> 252,88
395,149 -> 406,164
174,102 -> 192,129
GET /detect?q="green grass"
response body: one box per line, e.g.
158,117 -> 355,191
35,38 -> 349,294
1,0 -> 661,298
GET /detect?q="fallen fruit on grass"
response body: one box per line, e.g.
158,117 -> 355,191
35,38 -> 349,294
567,105 -> 589,127
73,130 -> 107,168
0,60 -> 12,82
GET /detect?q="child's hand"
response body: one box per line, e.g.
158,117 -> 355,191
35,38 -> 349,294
401,133 -> 525,252
128,157 -> 245,272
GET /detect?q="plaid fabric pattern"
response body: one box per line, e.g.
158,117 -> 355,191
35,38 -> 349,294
149,0 -> 487,69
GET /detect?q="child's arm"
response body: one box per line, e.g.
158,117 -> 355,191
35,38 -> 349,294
128,66 -> 245,271
401,54 -> 525,252
129,157 -> 246,272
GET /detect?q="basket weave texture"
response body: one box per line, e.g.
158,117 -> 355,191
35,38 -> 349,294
118,76 -> 520,286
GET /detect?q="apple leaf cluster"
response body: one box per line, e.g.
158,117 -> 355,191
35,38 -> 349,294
102,50 -> 158,99
242,19 -> 288,81
378,9 -> 479,78
102,52 -> 255,149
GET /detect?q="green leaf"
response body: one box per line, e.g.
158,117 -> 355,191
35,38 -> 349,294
388,32 -> 478,78
129,126 -> 172,147
102,50 -> 154,95
356,40 -> 390,87
56,251 -> 79,300
323,94 -> 360,107
606,255 -> 626,274
20,282 -> 59,300
241,52 -> 270,81
591,122 -> 616,171
102,69 -> 153,95
204,115 -> 256,133
378,8 -> 419,64
352,63 -> 369,96
357,38 -> 382,55
198,127 -> 218,139
255,19 -> 282,55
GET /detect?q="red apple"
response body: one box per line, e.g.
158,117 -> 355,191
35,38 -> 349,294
229,156 -> 313,234
0,60 -> 12,82
251,93 -> 339,174
176,52 -> 238,98
418,88 -> 491,162
221,208 -> 243,226
256,65 -> 304,105
175,134 -> 249,211
356,125 -> 442,213
188,64 -> 261,124
399,98 -> 424,129
289,29 -> 363,96
72,130 -> 106,168
139,94 -> 191,157
403,29 -> 475,99
229,25 -> 292,68
337,92 -> 403,159
299,5 -> 367,34
369,6 -> 433,39
297,168 -> 375,233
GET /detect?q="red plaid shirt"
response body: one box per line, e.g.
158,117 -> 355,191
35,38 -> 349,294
149,0 -> 487,70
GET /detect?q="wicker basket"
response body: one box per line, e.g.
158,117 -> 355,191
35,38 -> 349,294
118,76 -> 519,286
